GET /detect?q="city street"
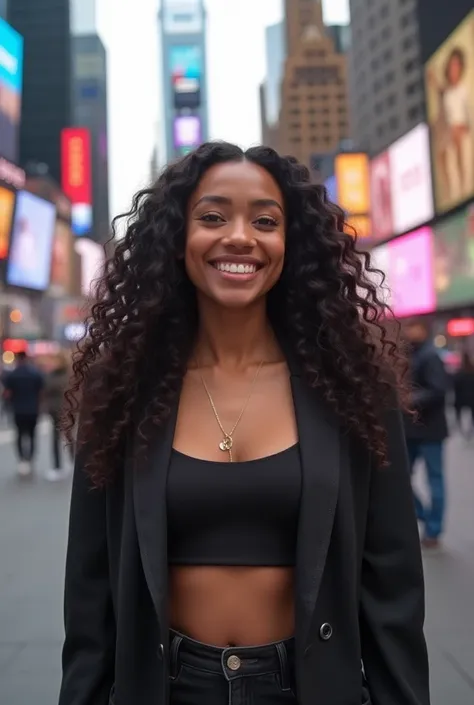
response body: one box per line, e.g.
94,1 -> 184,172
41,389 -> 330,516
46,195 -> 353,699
0,419 -> 473,705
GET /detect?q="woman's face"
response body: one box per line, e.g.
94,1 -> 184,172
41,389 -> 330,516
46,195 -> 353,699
448,55 -> 462,85
185,160 -> 286,309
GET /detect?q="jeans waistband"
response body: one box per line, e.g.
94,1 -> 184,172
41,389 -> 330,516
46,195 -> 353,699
169,629 -> 295,685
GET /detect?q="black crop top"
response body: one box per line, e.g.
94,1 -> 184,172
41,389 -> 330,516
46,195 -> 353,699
167,445 -> 301,566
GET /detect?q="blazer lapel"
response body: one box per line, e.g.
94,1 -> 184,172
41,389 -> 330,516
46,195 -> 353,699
290,370 -> 340,654
133,400 -> 179,631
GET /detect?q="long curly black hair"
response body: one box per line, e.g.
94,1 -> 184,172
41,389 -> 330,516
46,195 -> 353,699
63,142 -> 406,486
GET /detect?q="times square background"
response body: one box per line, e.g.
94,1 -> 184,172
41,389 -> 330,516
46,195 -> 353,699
0,1 -> 473,704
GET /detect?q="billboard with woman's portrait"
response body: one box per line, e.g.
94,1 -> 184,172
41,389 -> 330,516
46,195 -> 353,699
425,11 -> 474,214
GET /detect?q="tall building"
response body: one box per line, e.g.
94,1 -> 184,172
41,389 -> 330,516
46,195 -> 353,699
7,0 -> 71,182
348,0 -> 424,156
159,0 -> 209,162
260,22 -> 286,149
263,0 -> 351,168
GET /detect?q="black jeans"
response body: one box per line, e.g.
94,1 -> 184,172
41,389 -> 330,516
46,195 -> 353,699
14,413 -> 38,461
169,630 -> 297,705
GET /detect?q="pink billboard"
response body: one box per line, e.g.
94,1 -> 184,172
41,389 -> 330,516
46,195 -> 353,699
370,151 -> 393,241
388,227 -> 435,317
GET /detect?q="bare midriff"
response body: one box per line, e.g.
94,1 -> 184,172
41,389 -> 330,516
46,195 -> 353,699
168,565 -> 295,646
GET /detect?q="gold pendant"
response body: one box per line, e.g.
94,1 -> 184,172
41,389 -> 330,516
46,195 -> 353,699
219,436 -> 233,452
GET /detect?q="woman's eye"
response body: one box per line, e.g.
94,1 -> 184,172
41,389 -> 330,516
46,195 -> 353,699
199,212 -> 224,223
255,216 -> 278,228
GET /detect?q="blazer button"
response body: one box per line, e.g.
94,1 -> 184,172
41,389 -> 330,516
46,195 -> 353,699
157,643 -> 164,659
319,623 -> 333,641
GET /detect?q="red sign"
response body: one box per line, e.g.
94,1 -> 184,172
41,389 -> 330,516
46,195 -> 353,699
370,151 -> 393,242
447,318 -> 474,337
61,128 -> 92,204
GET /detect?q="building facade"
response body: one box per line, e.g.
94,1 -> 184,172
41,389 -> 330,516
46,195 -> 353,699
260,22 -> 286,149
71,33 -> 110,243
7,0 -> 71,182
268,0 -> 350,167
348,0 -> 424,156
159,0 -> 209,162
0,1 -> 7,20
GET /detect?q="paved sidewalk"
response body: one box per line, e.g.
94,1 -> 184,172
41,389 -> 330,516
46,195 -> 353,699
0,426 -> 472,704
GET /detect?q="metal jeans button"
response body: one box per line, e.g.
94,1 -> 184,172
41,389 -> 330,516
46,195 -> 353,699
227,654 -> 241,671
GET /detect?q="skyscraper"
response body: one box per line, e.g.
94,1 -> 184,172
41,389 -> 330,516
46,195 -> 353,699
262,0 -> 351,168
348,0 -> 424,156
159,0 -> 209,162
70,0 -> 110,243
260,22 -> 286,150
7,0 -> 71,181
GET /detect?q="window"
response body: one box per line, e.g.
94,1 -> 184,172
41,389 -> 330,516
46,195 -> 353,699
389,116 -> 399,131
408,105 -> 420,121
381,26 -> 391,41
404,58 -> 416,73
386,93 -> 396,108
377,123 -> 385,138
380,4 -> 389,18
370,57 -> 379,71
385,70 -> 395,84
383,48 -> 393,62
403,34 -> 415,51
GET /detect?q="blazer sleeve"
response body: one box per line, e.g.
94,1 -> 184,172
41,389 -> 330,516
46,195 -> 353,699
58,441 -> 116,705
359,404 -> 431,705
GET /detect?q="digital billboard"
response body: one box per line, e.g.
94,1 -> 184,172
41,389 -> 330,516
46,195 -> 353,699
50,220 -> 73,295
388,227 -> 436,318
170,45 -> 201,109
0,184 -> 14,259
389,123 -> 434,236
0,19 -> 23,164
75,237 -> 105,298
433,203 -> 474,308
61,127 -> 93,237
426,11 -> 474,214
370,151 -> 393,242
174,115 -> 201,148
6,191 -> 56,291
335,153 -> 370,216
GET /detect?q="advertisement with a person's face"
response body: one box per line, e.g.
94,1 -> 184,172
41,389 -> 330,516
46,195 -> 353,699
389,123 -> 434,236
0,19 -> 23,164
6,190 -> 56,291
426,11 -> 474,214
50,220 -> 73,294
433,203 -> 474,307
388,227 -> 436,318
369,151 -> 393,242
0,184 -> 14,258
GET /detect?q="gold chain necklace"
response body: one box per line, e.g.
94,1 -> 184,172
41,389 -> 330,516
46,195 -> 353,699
197,360 -> 264,462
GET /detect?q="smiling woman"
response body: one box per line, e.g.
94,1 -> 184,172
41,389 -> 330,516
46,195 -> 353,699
59,142 -> 430,705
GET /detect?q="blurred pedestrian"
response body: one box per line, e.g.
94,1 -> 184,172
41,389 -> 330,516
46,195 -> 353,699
453,351 -> 474,438
43,353 -> 72,481
2,350 -> 44,477
59,143 -> 429,705
404,321 -> 449,550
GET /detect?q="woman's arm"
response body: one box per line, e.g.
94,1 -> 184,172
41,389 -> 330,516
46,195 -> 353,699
359,405 -> 430,705
58,440 -> 116,705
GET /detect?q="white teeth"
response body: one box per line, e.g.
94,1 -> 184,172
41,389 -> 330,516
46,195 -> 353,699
214,262 -> 258,274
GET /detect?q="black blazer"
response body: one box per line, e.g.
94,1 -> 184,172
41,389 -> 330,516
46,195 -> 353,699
59,356 -> 430,705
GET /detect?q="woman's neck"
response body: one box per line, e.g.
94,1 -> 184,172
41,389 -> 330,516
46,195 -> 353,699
194,298 -> 280,371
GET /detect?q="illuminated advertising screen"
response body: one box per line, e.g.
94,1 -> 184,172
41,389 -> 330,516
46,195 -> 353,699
389,123 -> 434,235
170,45 -> 201,109
335,153 -> 370,216
75,237 -> 105,298
174,115 -> 201,148
433,203 -> 474,307
370,151 -> 393,242
0,19 -> 23,163
50,220 -> 73,294
6,191 -> 56,291
388,227 -> 436,318
61,127 -> 92,236
426,11 -> 474,214
0,184 -> 14,258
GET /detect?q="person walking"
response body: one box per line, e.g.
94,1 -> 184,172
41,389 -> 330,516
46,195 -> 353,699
2,350 -> 44,477
453,351 -> 474,438
59,143 -> 429,705
404,321 -> 449,551
44,353 -> 72,481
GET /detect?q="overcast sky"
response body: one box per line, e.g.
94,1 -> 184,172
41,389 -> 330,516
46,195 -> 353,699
97,0 -> 350,221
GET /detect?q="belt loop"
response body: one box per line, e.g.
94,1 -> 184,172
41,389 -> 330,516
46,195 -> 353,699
275,642 -> 291,691
169,634 -> 183,680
